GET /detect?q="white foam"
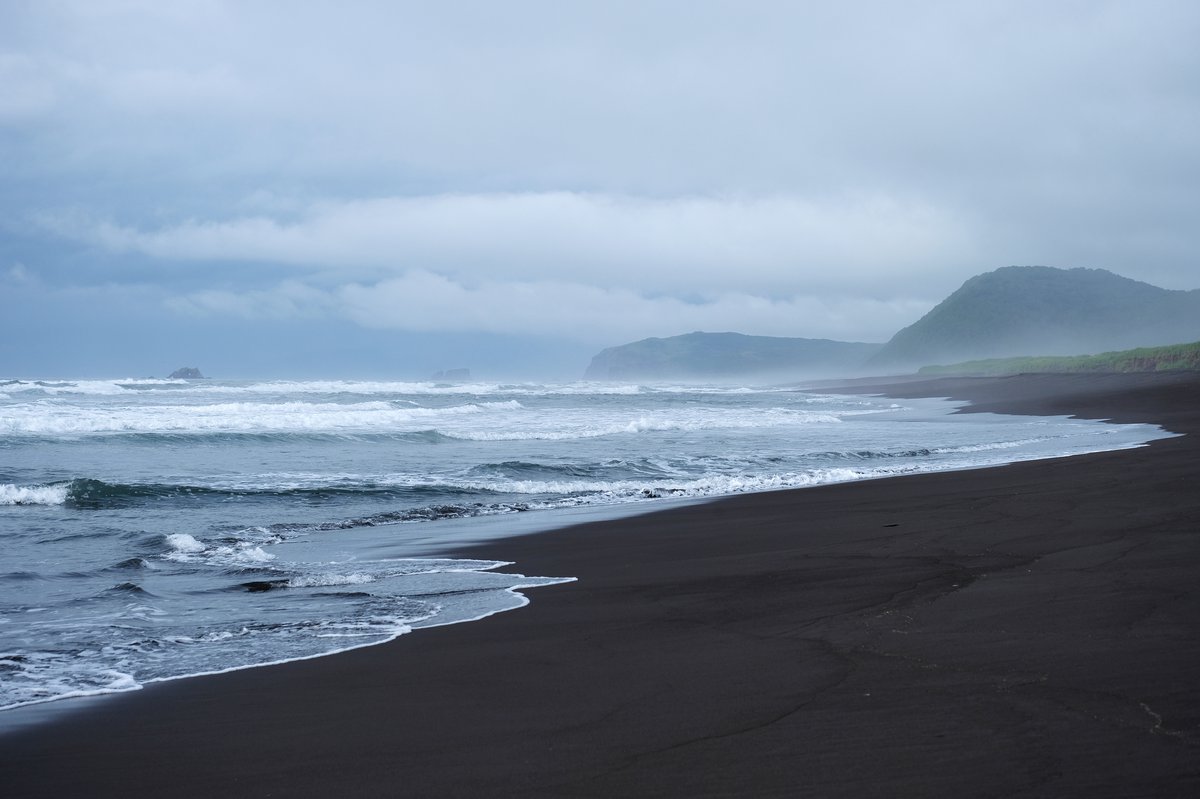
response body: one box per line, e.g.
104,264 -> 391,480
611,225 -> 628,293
441,409 -> 843,441
233,380 -> 665,397
0,394 -> 850,441
8,379 -> 188,396
154,379 -> 648,397
164,533 -> 205,553
0,378 -> 813,401
0,398 -> 527,436
930,437 -> 1043,454
411,575 -> 577,631
287,572 -> 376,588
163,535 -> 276,566
227,545 -> 274,563
0,483 -> 69,506
0,651 -> 144,713
0,562 -> 575,716
434,467 -> 890,501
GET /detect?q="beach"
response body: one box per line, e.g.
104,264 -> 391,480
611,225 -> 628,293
3,372 -> 1199,797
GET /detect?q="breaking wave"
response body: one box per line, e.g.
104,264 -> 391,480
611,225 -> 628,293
0,399 -> 526,437
0,482 -> 71,506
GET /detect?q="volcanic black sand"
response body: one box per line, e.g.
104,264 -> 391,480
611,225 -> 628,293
3,373 -> 1199,797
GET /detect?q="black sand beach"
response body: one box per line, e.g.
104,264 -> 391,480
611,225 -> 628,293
4,372 -> 1199,797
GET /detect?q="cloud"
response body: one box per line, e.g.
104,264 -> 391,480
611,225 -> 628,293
7,1 -> 1199,203
164,280 -> 334,320
4,0 -> 1200,372
337,273 -> 929,343
166,271 -> 928,344
61,191 -> 976,299
4,263 -> 33,284
0,54 -> 58,121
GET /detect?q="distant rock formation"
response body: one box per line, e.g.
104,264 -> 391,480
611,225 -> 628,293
168,367 -> 206,379
431,368 -> 471,381
584,332 -> 882,381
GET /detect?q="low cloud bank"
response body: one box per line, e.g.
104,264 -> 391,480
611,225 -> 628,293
165,271 -> 929,345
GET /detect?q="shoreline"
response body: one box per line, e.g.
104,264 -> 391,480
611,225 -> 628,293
4,372 -> 1199,796
0,389 -> 1165,728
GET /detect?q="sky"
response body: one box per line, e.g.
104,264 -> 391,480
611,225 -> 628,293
2,0 -> 1198,379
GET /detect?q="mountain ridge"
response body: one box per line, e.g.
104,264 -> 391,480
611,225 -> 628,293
869,266 -> 1200,370
583,266 -> 1200,380
583,332 -> 882,381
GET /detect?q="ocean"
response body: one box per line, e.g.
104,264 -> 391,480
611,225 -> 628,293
0,376 -> 1172,717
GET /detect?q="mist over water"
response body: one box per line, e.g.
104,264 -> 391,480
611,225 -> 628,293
0,377 -> 1172,715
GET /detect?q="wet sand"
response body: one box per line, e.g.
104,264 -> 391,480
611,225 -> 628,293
4,372 -> 1199,797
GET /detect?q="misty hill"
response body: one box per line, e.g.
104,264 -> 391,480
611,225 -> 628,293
918,340 -> 1200,376
584,332 -> 882,381
870,266 -> 1200,370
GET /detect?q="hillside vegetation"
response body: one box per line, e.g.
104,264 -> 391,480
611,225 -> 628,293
919,341 -> 1200,376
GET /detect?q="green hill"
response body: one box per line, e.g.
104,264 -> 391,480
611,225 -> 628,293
584,332 -> 882,381
870,266 -> 1200,370
919,341 -> 1200,376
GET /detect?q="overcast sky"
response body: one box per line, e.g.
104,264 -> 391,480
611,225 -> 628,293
2,0 -> 1198,378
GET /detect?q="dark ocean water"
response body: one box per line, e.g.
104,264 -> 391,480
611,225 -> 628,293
0,376 -> 1171,714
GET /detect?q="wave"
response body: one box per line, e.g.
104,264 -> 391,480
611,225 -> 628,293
0,378 -> 191,396
0,399 -> 526,437
465,459 -> 675,480
0,482 -> 70,506
0,434 -> 1033,512
0,427 -> 1073,514
1,478 -> 460,509
207,379 -> 654,397
812,437 -> 1049,461
0,556 -> 571,714
232,558 -> 515,592
104,582 -> 155,596
0,377 -> 820,400
10,429 -> 463,447
107,558 -> 152,572
0,377 -> 613,398
438,468 -> 889,499
9,457 -> 865,516
71,478 -> 217,506
163,532 -> 274,566
255,502 -> 538,535
2,400 -> 854,443
219,468 -> 920,537
440,410 -> 843,441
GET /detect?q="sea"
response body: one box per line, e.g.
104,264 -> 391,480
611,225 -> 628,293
0,376 -> 1173,720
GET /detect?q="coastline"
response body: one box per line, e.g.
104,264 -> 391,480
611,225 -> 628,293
4,372 -> 1199,796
